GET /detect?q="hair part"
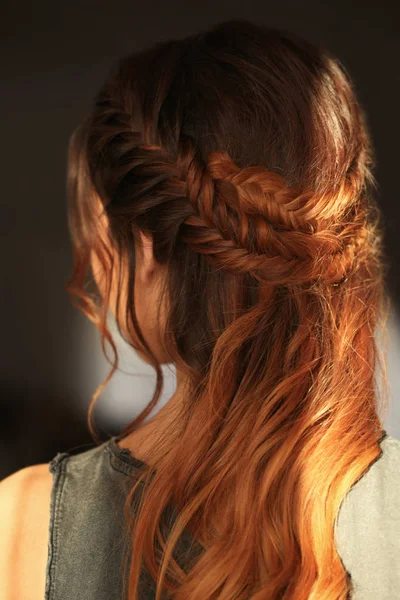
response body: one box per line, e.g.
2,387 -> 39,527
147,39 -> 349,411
66,19 -> 390,599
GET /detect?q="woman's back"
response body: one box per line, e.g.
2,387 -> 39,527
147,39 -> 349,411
41,432 -> 400,600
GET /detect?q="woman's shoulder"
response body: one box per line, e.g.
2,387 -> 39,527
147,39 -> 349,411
0,437 -> 131,600
0,462 -> 53,600
0,438 -> 121,600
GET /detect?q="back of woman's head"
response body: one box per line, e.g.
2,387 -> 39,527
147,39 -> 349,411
66,19 -> 389,600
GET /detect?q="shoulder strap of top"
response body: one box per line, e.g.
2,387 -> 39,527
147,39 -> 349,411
44,441 -> 139,600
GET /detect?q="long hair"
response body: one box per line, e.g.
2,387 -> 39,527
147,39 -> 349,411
65,19 -> 390,599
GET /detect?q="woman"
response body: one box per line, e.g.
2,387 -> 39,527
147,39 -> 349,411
1,18 -> 399,600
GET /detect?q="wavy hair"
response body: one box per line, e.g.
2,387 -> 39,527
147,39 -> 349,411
65,19 -> 390,600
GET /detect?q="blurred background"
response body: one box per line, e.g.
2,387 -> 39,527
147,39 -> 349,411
1,1 -> 399,479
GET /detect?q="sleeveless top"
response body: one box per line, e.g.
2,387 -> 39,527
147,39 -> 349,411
44,431 -> 400,600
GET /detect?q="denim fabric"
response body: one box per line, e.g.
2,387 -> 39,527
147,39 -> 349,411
45,440 -> 141,600
334,433 -> 400,599
44,436 -> 201,600
45,432 -> 400,599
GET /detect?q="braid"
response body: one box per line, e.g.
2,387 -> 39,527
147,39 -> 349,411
177,136 -> 370,286
90,106 -> 370,288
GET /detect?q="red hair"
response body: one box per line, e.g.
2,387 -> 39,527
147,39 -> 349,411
66,19 -> 390,599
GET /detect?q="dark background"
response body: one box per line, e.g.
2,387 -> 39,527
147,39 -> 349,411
1,1 -> 399,479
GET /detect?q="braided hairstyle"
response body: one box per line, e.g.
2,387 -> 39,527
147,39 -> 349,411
66,19 -> 389,600
118,139 -> 370,286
